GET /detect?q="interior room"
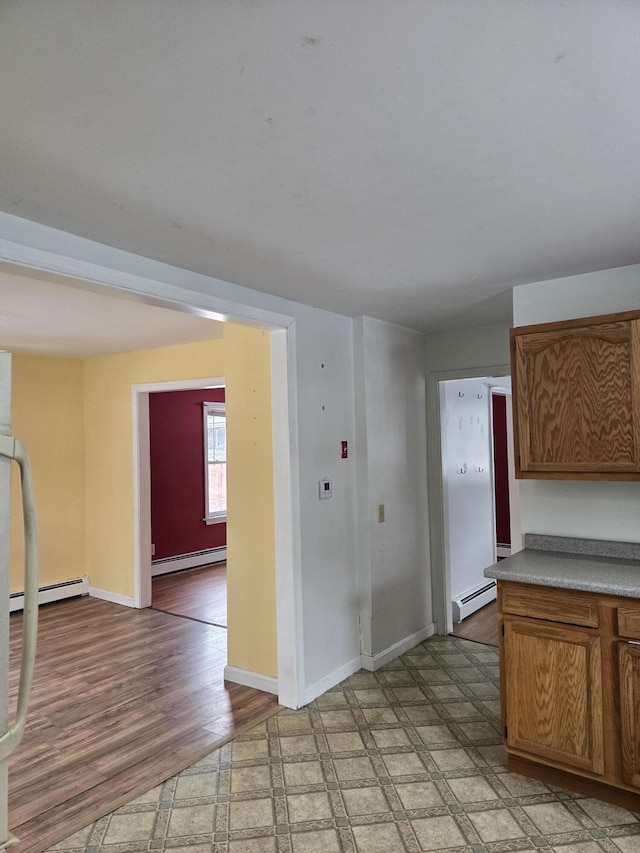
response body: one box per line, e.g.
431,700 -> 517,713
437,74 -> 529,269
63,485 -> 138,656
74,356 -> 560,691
1,2 -> 639,852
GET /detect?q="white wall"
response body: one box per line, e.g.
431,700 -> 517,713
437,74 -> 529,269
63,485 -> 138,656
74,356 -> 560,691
354,318 -> 432,667
0,212 -> 360,701
440,377 -> 495,603
513,263 -> 640,543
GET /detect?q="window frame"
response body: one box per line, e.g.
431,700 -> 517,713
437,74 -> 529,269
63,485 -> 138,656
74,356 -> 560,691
203,401 -> 227,524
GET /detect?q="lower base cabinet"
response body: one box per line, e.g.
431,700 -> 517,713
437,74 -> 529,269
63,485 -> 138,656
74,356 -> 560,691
498,580 -> 640,808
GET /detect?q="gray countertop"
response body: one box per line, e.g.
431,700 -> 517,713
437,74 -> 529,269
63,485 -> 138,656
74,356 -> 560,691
485,547 -> 640,598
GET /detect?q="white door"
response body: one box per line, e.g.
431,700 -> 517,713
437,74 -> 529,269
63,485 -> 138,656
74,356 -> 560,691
0,351 -> 39,850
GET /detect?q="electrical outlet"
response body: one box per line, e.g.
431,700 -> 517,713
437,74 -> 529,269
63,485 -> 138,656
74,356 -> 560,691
378,504 -> 385,523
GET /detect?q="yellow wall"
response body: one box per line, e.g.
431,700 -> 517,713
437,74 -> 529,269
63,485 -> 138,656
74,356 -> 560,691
10,355 -> 85,592
224,324 -> 277,677
9,330 -> 277,681
83,339 -> 225,597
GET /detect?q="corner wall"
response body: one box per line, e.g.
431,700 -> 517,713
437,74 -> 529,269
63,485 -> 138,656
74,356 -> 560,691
10,355 -> 85,591
355,318 -> 432,667
83,339 -> 225,598
513,263 -> 640,542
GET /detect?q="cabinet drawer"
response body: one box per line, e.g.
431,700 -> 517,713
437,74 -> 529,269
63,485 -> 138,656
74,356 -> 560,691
618,607 -> 640,640
500,582 -> 599,628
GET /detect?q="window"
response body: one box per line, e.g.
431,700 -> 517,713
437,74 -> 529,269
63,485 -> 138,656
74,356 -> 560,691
203,402 -> 226,523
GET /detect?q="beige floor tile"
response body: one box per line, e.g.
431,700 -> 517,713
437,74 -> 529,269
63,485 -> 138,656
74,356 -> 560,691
318,709 -> 357,728
414,724 -> 458,745
342,785 -> 389,816
441,702 -> 483,720
283,759 -> 325,787
230,764 -> 272,793
102,812 -> 157,844
361,707 -> 399,725
430,748 -> 477,771
352,688 -> 389,705
553,844 -> 607,853
348,672 -> 380,688
315,691 -> 350,709
166,803 -> 215,838
497,771 -> 550,796
383,670 -> 418,685
430,685 -> 465,700
352,821 -> 406,852
395,781 -> 444,810
613,837 -> 640,852
291,828 -> 343,853
228,838 -> 278,853
381,751 -> 428,778
280,734 -> 318,756
468,808 -> 527,842
403,704 -> 441,722
476,744 -> 508,767
229,798 -> 274,830
48,826 -> 94,850
277,713 -> 313,733
447,774 -> 498,803
522,802 -> 584,834
232,738 -> 270,761
456,721 -> 500,742
410,815 -> 467,850
125,784 -> 164,805
287,791 -> 333,823
325,731 -> 365,753
575,797 -> 639,827
333,756 -> 377,781
371,727 -> 411,748
392,686 -> 428,703
174,771 -> 218,799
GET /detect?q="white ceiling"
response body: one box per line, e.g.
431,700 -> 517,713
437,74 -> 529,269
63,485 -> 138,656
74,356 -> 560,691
1,1 -> 639,334
0,265 -> 222,359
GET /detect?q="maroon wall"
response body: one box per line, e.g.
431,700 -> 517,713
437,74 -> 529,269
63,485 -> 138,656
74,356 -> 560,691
149,388 -> 226,560
492,393 -> 511,546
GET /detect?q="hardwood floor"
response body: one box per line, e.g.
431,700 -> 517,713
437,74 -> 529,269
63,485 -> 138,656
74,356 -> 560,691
449,600 -> 498,646
8,595 -> 278,853
152,563 -> 227,627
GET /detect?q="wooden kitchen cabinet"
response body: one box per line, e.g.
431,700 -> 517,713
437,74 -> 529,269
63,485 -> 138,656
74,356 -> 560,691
498,580 -> 640,809
503,615 -> 604,775
511,310 -> 640,480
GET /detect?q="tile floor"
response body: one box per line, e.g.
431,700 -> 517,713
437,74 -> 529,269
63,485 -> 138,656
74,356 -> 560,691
49,636 -> 640,853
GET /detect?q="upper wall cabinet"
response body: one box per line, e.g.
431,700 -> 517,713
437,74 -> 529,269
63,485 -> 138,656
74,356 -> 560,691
511,310 -> 640,480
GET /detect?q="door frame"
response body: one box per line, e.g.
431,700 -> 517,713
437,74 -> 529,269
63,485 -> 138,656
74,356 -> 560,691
0,238 -> 305,709
427,363 -> 512,635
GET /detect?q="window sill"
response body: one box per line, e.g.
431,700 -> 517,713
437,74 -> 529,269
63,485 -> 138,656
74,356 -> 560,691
204,515 -> 227,525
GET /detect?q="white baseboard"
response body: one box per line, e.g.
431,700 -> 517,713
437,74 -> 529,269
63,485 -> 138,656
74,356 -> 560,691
89,586 -> 136,608
9,576 -> 90,613
303,655 -> 362,706
224,665 -> 279,696
152,547 -> 227,577
360,623 -> 436,672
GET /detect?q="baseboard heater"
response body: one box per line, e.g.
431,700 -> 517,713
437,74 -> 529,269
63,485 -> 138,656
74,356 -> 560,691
452,580 -> 497,623
152,546 -> 227,577
9,576 -> 90,613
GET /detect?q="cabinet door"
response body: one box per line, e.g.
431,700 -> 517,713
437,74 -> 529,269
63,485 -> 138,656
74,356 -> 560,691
503,615 -> 604,774
619,642 -> 640,788
512,315 -> 640,479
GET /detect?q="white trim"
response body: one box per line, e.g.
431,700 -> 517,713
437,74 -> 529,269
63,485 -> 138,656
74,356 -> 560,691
203,401 -> 227,523
270,326 -> 305,709
0,228 -> 303,709
224,665 -> 279,695
89,586 -> 136,608
133,376 -> 224,608
152,548 -> 227,576
303,656 -> 362,706
9,576 -> 90,613
360,624 -> 436,672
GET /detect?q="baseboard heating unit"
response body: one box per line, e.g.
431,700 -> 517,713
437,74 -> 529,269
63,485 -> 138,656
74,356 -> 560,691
452,580 -> 497,623
152,546 -> 227,577
10,576 -> 90,613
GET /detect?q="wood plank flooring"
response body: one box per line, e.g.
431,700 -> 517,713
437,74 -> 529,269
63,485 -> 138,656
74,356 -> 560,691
151,563 -> 227,627
449,600 -> 498,646
8,595 -> 279,853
